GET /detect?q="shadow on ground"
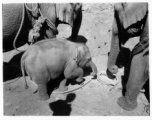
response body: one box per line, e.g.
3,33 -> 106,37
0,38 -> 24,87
67,35 -> 88,44
76,35 -> 88,44
3,52 -> 25,82
49,93 -> 76,116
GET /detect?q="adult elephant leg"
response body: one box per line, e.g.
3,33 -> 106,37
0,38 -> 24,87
106,16 -> 120,79
70,7 -> 82,42
117,47 -> 149,111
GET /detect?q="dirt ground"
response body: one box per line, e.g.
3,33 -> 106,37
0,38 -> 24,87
3,3 -> 149,116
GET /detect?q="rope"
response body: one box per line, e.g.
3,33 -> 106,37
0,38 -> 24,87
28,16 -> 46,43
38,5 -> 58,35
25,3 -> 38,12
13,3 -> 58,52
27,4 -> 58,43
13,4 -> 39,52
13,4 -> 25,52
50,71 -> 120,94
52,77 -> 94,94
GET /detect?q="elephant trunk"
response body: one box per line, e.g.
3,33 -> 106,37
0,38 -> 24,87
107,26 -> 120,77
87,61 -> 98,77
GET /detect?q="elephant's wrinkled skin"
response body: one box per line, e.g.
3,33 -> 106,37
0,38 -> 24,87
106,3 -> 149,111
3,3 -> 82,52
21,38 -> 97,100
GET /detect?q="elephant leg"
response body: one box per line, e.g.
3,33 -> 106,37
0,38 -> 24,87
33,75 -> 49,101
37,83 -> 49,100
117,47 -> 149,111
64,62 -> 84,83
70,9 -> 82,42
106,16 -> 120,79
58,66 -> 83,92
58,79 -> 68,91
70,67 -> 84,83
74,68 -> 84,82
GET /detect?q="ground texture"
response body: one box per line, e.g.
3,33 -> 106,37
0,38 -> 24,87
3,3 -> 149,116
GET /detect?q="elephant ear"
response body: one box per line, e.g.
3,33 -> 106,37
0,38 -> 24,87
73,46 -> 85,66
122,3 -> 148,29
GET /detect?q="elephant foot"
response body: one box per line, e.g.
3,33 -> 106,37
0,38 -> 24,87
58,86 -> 68,92
76,78 -> 84,82
106,69 -> 116,79
75,78 -> 85,85
39,94 -> 50,101
117,96 -> 138,111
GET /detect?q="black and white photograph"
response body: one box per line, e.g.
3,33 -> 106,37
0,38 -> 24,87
2,0 -> 150,117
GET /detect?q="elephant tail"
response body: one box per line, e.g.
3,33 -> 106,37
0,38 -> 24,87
21,57 -> 29,89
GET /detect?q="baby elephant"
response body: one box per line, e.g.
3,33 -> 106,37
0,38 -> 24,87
21,38 -> 97,100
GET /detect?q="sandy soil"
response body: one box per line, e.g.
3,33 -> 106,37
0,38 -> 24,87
3,3 -> 149,116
